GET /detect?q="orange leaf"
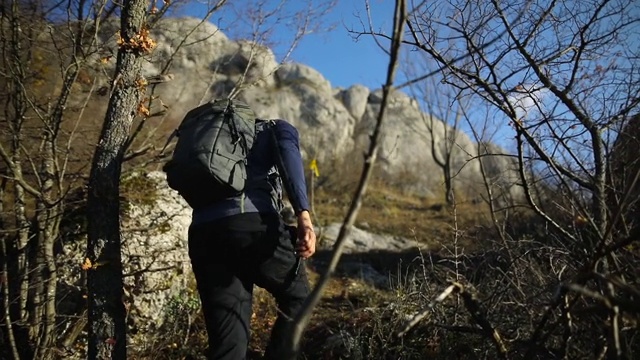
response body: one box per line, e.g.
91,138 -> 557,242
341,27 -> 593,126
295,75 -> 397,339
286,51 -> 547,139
81,258 -> 93,270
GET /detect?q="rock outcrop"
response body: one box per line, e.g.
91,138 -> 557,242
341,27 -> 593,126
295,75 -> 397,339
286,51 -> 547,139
92,16 -> 521,201
59,172 -> 193,350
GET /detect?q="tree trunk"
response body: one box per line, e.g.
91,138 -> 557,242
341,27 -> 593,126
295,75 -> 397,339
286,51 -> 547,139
86,0 -> 148,358
5,2 -> 36,354
32,205 -> 61,360
0,182 -> 21,360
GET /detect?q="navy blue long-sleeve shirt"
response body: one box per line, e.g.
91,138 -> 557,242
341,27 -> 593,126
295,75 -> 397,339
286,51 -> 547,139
191,119 -> 310,225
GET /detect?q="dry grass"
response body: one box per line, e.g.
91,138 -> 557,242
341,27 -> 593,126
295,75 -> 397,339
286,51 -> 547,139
240,181 -> 502,358
312,179 -> 492,252
114,168 -> 640,360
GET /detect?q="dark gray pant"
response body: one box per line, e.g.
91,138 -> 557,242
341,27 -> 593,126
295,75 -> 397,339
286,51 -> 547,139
188,212 -> 309,360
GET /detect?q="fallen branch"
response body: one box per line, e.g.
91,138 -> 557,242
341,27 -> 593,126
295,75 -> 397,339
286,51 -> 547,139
397,283 -> 459,337
397,282 -> 509,359
459,285 -> 509,359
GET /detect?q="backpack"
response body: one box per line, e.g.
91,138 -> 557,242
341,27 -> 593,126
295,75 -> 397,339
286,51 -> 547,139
162,98 -> 257,209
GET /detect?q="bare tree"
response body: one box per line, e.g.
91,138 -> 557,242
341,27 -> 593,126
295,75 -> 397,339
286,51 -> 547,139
405,60 -> 466,205
364,0 -> 640,357
0,0 -> 185,357
402,0 -> 639,249
0,0 -> 109,357
462,105 -> 516,241
85,0 -> 152,357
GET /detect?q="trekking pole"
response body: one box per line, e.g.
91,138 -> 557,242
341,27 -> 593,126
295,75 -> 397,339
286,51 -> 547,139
294,256 -> 303,275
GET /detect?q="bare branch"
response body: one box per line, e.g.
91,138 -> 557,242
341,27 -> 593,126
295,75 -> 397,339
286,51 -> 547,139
289,0 -> 407,356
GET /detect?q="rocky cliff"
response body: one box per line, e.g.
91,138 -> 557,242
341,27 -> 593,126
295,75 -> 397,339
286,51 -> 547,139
92,17 -> 519,200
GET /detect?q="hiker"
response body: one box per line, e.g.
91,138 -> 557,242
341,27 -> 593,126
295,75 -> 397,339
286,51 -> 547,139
185,116 -> 316,359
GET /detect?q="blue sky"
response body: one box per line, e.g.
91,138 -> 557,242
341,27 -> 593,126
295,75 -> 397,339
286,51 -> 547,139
182,0 -> 397,90
284,1 -> 397,89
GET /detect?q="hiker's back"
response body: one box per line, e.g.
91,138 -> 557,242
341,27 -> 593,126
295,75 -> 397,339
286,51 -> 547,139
190,119 -> 284,224
163,98 -> 257,209
161,97 -> 303,222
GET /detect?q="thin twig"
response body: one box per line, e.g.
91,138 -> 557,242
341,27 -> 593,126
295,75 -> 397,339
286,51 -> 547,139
397,283 -> 459,337
288,0 -> 407,357
459,287 -> 509,359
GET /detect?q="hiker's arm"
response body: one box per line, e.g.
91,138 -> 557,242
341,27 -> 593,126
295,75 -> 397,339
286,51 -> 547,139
273,120 -> 315,258
273,120 -> 310,215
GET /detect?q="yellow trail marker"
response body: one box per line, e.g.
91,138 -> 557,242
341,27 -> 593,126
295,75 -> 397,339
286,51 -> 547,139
309,159 -> 320,177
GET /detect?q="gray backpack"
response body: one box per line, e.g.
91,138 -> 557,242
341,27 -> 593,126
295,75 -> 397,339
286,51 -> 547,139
162,98 -> 257,209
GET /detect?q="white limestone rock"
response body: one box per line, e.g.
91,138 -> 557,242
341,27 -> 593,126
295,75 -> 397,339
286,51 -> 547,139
275,63 -> 332,93
340,84 -> 370,120
319,223 -> 418,254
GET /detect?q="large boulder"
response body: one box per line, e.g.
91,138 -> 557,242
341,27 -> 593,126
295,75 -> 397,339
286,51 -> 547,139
320,223 -> 418,254
58,172 -> 193,350
275,63 -> 332,93
120,172 -> 193,337
340,84 -> 370,120
318,224 -> 420,287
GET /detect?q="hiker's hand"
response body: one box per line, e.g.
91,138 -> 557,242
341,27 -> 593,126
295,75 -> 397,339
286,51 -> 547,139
296,211 -> 316,259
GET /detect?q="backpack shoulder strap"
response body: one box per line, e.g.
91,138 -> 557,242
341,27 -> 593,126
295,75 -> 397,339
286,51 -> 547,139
268,120 -> 296,196
158,129 -> 178,157
263,119 -> 279,149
